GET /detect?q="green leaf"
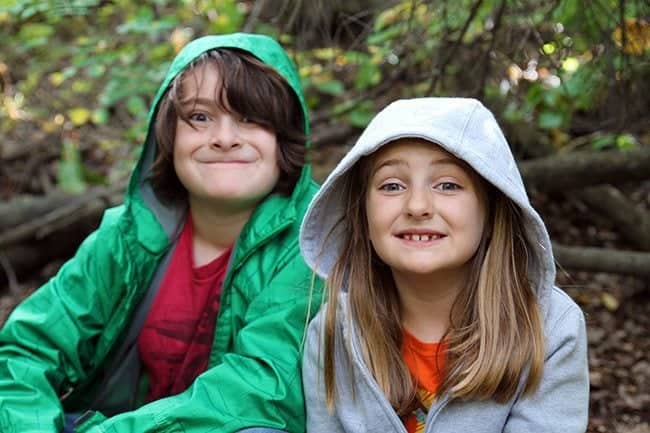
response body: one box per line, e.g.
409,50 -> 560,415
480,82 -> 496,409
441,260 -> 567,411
354,61 -> 381,90
537,111 -> 564,129
591,134 -> 616,150
126,95 -> 147,117
57,139 -> 87,193
348,102 -> 375,128
314,80 -> 345,96
91,108 -> 109,125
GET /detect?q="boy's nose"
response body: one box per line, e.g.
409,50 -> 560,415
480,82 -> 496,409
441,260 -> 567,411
210,116 -> 240,150
406,188 -> 433,218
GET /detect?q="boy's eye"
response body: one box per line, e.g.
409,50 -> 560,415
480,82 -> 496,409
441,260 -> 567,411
238,115 -> 260,126
436,182 -> 461,191
379,182 -> 404,192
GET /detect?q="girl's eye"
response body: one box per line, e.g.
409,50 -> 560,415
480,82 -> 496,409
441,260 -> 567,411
189,112 -> 208,122
436,182 -> 461,191
379,182 -> 404,192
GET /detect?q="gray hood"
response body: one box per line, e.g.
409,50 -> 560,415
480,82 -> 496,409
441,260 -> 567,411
299,97 -> 555,313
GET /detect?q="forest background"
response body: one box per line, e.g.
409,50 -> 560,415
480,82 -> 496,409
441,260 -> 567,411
0,0 -> 648,432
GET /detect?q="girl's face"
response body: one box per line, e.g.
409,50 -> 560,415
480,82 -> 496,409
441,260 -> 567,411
365,138 -> 487,286
173,63 -> 280,213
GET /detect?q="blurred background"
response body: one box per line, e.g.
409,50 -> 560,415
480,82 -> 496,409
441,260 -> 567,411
0,1 -> 648,431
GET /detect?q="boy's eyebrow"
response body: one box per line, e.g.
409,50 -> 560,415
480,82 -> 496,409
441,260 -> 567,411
179,97 -> 220,107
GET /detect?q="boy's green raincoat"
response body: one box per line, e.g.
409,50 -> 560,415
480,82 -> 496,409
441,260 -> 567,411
0,33 -> 321,433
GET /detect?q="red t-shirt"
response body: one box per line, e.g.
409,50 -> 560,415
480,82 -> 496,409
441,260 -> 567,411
402,329 -> 446,433
137,216 -> 232,401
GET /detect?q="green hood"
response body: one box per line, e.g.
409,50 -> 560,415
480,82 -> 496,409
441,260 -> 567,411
127,33 -> 311,239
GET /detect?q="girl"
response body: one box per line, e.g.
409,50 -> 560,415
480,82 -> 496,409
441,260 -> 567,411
300,98 -> 589,432
0,33 -> 321,433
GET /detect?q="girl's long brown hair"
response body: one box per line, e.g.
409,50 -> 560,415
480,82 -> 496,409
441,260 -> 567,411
322,151 -> 544,414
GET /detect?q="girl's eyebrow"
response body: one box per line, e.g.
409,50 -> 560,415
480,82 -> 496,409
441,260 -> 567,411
372,156 -> 462,176
371,158 -> 407,177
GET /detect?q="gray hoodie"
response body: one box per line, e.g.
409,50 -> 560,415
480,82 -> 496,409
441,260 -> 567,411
299,98 -> 589,433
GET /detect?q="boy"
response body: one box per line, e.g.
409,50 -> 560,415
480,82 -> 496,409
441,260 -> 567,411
0,33 -> 321,433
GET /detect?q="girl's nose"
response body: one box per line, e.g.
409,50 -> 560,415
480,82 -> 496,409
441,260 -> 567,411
406,188 -> 433,218
210,115 -> 240,150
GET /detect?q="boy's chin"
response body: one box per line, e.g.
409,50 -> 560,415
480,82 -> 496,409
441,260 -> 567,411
189,189 -> 273,212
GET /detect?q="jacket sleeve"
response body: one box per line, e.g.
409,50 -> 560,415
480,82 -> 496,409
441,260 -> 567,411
302,310 -> 346,433
504,294 -> 590,433
0,213 -> 130,433
76,246 -> 324,433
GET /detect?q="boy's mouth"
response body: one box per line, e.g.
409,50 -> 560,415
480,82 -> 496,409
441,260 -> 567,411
197,157 -> 254,164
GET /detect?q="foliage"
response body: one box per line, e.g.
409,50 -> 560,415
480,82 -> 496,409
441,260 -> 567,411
0,0 -> 648,195
0,0 -> 246,192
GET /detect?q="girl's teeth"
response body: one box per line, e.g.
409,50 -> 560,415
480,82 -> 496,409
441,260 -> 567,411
402,234 -> 438,241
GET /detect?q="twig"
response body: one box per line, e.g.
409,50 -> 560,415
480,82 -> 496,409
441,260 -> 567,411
243,0 -> 266,32
427,0 -> 484,94
475,0 -> 507,97
0,253 -> 20,297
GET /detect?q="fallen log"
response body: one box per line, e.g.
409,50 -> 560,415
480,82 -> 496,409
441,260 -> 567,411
0,182 -> 125,249
553,243 -> 650,279
520,146 -> 650,191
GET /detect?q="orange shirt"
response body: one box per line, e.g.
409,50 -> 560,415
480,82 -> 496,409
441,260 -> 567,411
402,329 -> 446,433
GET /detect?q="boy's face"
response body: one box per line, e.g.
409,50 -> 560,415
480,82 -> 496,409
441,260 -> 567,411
173,63 -> 280,213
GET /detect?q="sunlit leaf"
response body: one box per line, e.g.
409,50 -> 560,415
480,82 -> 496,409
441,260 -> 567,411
67,108 -> 91,125
49,72 -> 66,86
601,293 -> 619,312
616,134 -> 638,151
613,18 -> 650,56
542,42 -> 556,54
562,57 -> 580,72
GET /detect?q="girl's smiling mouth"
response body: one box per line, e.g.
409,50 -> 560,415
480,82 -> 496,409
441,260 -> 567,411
395,230 -> 446,242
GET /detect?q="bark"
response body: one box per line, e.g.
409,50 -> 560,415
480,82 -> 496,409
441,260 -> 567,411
553,243 -> 650,279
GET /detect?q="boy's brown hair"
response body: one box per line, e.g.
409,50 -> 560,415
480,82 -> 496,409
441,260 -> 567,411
150,48 -> 307,204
